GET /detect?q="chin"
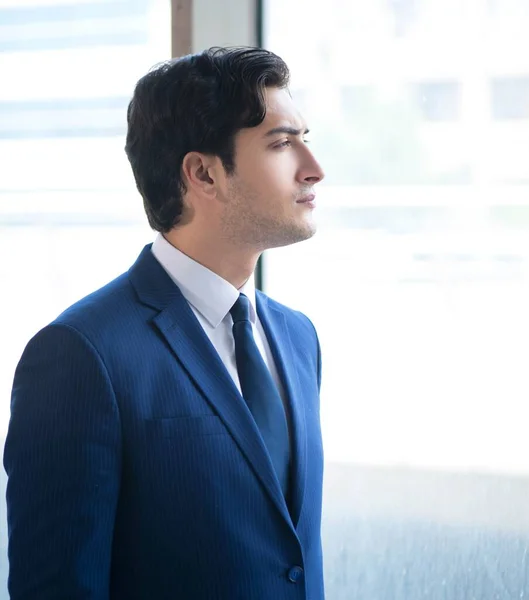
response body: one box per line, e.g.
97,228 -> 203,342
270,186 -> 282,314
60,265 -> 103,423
268,224 -> 317,250
299,218 -> 317,239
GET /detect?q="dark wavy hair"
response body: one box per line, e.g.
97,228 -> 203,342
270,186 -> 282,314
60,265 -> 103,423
124,47 -> 290,232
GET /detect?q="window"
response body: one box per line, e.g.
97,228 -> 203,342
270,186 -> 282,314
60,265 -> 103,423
491,77 -> 529,120
0,97 -> 130,138
0,2 -> 170,594
0,1 -> 149,51
414,81 -> 461,122
387,0 -> 417,37
488,0 -> 529,17
264,0 -> 529,597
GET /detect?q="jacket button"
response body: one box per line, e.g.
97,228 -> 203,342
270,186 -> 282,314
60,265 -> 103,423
287,566 -> 304,583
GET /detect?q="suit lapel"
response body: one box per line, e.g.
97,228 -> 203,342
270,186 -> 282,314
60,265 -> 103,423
128,245 -> 294,529
256,293 -> 307,528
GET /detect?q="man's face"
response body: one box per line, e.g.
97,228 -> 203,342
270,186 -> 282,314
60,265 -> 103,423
218,87 -> 325,251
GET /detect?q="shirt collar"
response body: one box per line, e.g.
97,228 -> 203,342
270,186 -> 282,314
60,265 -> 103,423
151,233 -> 257,327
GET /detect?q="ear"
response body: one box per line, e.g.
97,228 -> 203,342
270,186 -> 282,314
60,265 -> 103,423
181,152 -> 218,198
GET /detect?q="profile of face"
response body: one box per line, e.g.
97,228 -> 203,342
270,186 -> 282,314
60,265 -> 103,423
217,87 -> 325,252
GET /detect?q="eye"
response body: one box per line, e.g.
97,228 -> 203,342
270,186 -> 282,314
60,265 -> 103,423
273,137 -> 310,149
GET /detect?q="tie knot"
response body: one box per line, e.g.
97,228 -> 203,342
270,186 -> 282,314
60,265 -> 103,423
230,293 -> 251,324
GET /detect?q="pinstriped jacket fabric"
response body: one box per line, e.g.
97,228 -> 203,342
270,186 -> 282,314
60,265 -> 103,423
4,244 -> 325,600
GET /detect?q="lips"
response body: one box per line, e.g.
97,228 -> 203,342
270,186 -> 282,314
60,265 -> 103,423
296,194 -> 316,204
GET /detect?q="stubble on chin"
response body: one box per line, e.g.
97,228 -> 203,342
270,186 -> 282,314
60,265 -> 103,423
221,183 -> 317,250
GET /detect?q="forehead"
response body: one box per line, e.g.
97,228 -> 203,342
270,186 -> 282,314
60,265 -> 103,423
233,87 -> 307,148
260,87 -> 304,128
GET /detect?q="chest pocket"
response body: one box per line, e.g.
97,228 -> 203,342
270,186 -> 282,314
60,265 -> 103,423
146,415 -> 227,439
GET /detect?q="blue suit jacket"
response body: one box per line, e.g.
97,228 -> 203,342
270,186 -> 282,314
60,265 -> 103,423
4,245 -> 325,600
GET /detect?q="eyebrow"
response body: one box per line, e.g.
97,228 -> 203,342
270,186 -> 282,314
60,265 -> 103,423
264,126 -> 310,138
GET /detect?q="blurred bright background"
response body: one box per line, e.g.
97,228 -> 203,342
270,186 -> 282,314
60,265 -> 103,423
1,0 -> 529,597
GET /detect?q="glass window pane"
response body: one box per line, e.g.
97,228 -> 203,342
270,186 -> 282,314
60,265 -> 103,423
264,0 -> 529,598
491,77 -> 529,120
0,2 -> 170,594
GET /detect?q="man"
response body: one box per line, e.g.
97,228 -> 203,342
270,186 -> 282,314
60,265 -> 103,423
4,46 -> 325,599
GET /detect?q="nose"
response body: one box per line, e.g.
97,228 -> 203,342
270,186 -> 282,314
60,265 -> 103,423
298,146 -> 325,184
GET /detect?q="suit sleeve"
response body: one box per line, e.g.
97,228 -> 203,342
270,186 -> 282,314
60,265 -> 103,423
3,323 -> 122,600
300,313 -> 322,393
315,329 -> 322,393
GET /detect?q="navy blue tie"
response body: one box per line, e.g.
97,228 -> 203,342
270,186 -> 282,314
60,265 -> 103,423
230,294 -> 291,498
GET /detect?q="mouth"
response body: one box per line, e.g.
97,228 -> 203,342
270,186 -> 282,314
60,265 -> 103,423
296,194 -> 316,204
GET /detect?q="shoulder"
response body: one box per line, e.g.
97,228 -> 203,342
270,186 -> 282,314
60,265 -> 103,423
256,290 -> 319,342
53,272 -> 135,333
27,270 -> 147,364
16,271 -> 145,387
257,290 -> 323,389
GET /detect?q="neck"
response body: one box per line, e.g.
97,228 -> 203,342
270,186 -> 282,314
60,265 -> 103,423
163,228 -> 260,290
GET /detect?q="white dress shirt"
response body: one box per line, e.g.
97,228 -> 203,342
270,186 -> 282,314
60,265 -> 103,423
151,233 -> 286,403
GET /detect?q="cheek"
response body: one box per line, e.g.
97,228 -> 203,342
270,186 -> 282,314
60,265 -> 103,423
236,152 -> 298,202
261,157 -> 297,192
